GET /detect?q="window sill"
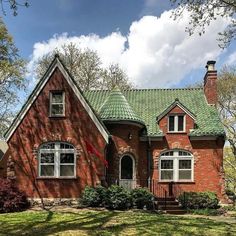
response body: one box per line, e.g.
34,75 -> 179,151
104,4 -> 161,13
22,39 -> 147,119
37,177 -> 77,180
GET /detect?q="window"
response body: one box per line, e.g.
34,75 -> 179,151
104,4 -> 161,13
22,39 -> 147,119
160,150 -> 193,181
168,115 -> 185,132
39,142 -> 75,178
50,91 -> 65,116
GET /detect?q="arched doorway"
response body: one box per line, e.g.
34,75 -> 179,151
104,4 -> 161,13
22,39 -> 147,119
119,155 -> 135,190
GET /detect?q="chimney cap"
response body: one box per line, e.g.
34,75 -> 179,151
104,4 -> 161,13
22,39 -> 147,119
206,60 -> 216,71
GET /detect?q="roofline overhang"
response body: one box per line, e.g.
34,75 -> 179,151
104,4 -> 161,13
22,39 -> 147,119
189,135 -> 224,141
157,99 -> 196,122
102,119 -> 145,128
140,135 -> 163,141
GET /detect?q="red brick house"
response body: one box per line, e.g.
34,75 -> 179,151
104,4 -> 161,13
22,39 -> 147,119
2,56 -> 226,202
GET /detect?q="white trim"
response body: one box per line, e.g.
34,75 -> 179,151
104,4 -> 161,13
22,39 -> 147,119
49,91 -> 65,117
5,58 -> 109,143
168,114 -> 186,132
38,141 -> 76,178
159,150 -> 194,182
157,102 -> 196,122
119,154 -> 136,180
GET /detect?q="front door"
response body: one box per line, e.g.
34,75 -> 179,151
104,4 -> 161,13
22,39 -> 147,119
119,155 -> 135,190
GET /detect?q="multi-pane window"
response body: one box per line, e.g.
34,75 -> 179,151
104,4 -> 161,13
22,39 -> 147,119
39,142 -> 75,178
168,115 -> 185,132
160,150 -> 193,181
50,91 -> 65,116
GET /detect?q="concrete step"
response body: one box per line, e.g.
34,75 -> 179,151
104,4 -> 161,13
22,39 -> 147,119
156,197 -> 176,201
159,205 -> 181,210
165,209 -> 187,215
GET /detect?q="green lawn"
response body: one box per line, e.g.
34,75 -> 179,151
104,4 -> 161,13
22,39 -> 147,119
0,209 -> 235,236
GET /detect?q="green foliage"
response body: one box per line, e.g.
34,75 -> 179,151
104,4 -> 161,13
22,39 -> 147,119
0,18 -> 26,137
80,185 -> 107,207
35,43 -> 133,91
178,191 -> 219,209
105,185 -> 132,210
131,188 -> 154,209
170,0 -> 236,48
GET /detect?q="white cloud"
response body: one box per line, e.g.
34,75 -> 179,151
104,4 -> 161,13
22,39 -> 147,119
28,8 -> 230,88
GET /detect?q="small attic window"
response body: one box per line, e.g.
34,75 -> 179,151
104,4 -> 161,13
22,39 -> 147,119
168,115 -> 185,132
50,91 -> 65,117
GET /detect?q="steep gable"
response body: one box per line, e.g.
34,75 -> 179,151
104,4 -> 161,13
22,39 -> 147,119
5,56 -> 110,143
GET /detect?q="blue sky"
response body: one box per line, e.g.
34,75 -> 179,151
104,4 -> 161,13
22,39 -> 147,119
2,0 -> 236,90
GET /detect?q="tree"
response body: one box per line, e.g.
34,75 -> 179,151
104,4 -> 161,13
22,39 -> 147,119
101,64 -> 133,90
0,17 -> 26,137
0,0 -> 29,16
170,0 -> 236,48
217,66 -> 236,194
35,43 -> 133,91
224,147 -> 236,196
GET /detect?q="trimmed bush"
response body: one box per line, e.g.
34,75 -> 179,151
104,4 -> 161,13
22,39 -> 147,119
105,185 -> 132,210
0,178 -> 30,213
80,185 -> 107,207
178,191 -> 219,209
131,188 -> 154,209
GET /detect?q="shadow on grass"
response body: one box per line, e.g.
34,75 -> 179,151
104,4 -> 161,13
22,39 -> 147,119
0,210 -> 235,236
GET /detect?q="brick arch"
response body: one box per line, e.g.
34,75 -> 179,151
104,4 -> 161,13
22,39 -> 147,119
33,137 -> 82,159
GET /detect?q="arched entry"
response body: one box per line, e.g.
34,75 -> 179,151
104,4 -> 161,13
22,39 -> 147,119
119,155 -> 135,190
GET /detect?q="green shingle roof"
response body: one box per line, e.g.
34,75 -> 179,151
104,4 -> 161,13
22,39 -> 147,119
98,87 -> 144,125
84,88 -> 225,137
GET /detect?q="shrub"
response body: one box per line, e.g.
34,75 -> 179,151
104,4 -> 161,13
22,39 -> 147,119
0,178 -> 30,213
105,185 -> 132,210
80,185 -> 107,207
178,191 -> 219,209
131,188 -> 154,209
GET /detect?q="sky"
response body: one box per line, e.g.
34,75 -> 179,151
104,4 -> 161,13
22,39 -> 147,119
2,0 -> 236,90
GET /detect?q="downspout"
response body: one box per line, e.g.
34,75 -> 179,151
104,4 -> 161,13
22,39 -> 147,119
147,136 -> 152,191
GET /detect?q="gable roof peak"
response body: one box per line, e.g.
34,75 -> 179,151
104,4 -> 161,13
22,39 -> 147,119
157,98 -> 197,122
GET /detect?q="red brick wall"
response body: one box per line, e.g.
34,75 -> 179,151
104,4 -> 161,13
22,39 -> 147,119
150,136 -> 225,201
204,71 -> 217,105
158,105 -> 195,135
106,124 -> 148,185
7,68 -> 107,198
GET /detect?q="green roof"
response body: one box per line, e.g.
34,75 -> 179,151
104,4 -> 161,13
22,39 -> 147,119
98,87 -> 144,125
84,88 -> 225,137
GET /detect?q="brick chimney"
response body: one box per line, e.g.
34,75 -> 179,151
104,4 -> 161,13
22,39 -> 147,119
204,60 -> 217,105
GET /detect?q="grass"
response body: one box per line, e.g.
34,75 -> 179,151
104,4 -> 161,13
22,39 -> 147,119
0,209 -> 235,236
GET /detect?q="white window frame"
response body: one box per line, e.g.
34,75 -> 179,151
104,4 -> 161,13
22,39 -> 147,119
39,142 -> 76,178
168,114 -> 186,132
49,91 -> 65,117
159,150 -> 193,182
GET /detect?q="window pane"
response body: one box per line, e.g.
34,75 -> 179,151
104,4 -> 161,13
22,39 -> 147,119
51,104 -> 64,115
60,153 -> 74,163
52,92 -> 63,103
41,153 -> 54,163
161,160 -> 173,169
161,170 -> 173,180
179,160 -> 191,169
60,165 -> 74,176
60,143 -> 74,149
41,143 -> 55,149
179,170 -> 191,180
169,116 -> 175,131
178,115 -> 184,131
179,151 -> 191,156
161,151 -> 173,156
41,165 -> 54,176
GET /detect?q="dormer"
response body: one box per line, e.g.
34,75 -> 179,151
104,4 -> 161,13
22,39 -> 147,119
157,99 -> 196,135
